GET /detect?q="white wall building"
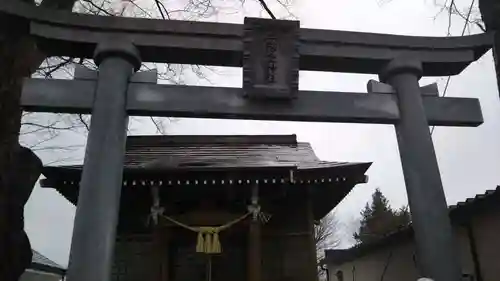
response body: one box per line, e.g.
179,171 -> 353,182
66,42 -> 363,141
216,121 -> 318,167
323,187 -> 500,281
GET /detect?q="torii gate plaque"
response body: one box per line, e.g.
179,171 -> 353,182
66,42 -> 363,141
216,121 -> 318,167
0,1 -> 495,280
243,18 -> 299,99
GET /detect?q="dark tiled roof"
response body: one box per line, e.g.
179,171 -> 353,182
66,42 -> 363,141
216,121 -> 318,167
126,135 -> 328,169
324,186 -> 500,266
51,135 -> 358,171
30,250 -> 65,276
125,135 -> 366,171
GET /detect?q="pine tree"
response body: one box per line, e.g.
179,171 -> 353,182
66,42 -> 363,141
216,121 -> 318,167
354,189 -> 411,244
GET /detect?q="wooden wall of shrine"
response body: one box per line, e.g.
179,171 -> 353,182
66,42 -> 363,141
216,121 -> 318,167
261,196 -> 317,281
110,190 -> 318,281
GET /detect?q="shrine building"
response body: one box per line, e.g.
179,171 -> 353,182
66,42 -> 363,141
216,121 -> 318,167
40,134 -> 370,281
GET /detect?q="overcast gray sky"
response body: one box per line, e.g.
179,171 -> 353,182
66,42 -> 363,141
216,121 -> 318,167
22,0 -> 500,266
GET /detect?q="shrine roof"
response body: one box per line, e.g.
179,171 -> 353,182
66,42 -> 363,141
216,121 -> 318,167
42,134 -> 370,175
123,134 -> 349,170
41,135 -> 371,222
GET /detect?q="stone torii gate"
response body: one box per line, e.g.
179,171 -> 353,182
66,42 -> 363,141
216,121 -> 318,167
0,1 -> 496,281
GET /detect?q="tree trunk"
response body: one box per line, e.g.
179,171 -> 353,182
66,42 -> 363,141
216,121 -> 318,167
0,33 -> 41,281
0,0 -> 76,279
494,35 -> 500,101
0,146 -> 43,281
478,0 -> 500,99
478,0 -> 499,31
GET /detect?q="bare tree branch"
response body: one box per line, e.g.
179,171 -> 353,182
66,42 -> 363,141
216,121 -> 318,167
43,155 -> 81,165
127,0 -> 154,18
314,212 -> 340,279
447,0 -> 456,35
460,0 -> 478,34
274,0 -> 296,19
257,0 -> 276,19
31,144 -> 83,152
431,0 -> 477,136
43,58 -> 73,78
435,0 -> 484,36
21,122 -> 78,131
80,0 -> 114,16
78,114 -> 90,131
149,117 -> 168,135
155,0 -> 170,19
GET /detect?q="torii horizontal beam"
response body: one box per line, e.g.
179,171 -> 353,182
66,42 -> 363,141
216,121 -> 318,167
21,78 -> 483,126
0,0 -> 493,75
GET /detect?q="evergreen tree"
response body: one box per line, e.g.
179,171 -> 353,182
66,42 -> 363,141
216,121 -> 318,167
354,189 -> 411,244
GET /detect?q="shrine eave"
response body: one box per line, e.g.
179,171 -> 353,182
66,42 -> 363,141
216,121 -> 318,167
40,162 -> 371,189
41,162 -> 370,221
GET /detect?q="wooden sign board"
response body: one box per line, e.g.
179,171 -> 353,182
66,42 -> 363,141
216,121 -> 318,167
243,17 -> 299,100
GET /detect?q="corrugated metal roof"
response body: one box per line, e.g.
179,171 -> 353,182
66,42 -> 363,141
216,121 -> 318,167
449,185 -> 500,211
31,249 -> 64,270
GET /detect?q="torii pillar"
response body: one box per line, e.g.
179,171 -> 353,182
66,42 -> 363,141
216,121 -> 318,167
65,40 -> 141,281
380,58 -> 462,281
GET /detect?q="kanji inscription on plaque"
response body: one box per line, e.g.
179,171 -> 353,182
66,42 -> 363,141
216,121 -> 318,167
243,17 -> 299,99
